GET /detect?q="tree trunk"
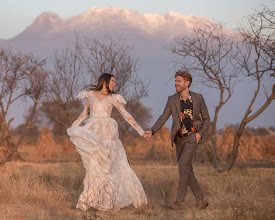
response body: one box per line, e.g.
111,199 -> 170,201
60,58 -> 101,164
211,113 -> 219,169
0,100 -> 38,166
211,87 -> 225,171
222,85 -> 275,172
219,102 -> 248,171
0,148 -> 25,166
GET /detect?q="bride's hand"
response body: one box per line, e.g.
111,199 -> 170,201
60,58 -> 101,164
143,130 -> 153,141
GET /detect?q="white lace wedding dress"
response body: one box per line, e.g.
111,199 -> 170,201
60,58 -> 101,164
67,90 -> 147,211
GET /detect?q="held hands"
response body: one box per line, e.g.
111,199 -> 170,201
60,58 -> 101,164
142,130 -> 153,141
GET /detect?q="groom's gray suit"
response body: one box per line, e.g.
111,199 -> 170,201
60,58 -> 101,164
150,91 -> 210,202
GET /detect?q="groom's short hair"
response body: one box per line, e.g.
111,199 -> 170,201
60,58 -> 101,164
175,70 -> 192,88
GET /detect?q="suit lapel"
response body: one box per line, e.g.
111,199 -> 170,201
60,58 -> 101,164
190,91 -> 197,118
174,93 -> 181,121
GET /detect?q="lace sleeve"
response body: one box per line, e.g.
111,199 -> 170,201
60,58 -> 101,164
72,91 -> 89,126
113,95 -> 144,136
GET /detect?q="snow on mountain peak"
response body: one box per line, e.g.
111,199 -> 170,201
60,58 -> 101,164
32,11 -> 62,25
12,6 -> 223,41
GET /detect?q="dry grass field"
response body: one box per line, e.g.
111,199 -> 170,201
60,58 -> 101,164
0,161 -> 274,220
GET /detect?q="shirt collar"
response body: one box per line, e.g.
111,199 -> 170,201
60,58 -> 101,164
180,92 -> 192,103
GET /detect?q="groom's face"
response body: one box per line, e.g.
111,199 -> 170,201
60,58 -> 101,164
175,76 -> 190,92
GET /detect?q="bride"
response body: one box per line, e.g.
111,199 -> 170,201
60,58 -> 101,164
67,73 -> 148,211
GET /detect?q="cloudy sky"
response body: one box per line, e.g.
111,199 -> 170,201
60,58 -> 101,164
1,0 -> 274,39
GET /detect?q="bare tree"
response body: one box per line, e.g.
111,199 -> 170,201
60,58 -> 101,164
170,18 -> 240,169
45,35 -> 151,141
47,38 -> 85,129
81,35 -> 149,101
0,49 -> 49,165
171,7 -> 275,172
36,100 -> 78,138
80,35 -> 151,140
222,5 -> 275,172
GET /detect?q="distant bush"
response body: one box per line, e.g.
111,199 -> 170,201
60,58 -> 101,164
216,126 -> 275,161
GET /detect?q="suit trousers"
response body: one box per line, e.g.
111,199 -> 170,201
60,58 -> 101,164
175,133 -> 204,203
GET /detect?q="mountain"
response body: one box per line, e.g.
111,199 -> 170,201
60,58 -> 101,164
0,6 -> 215,55
16,6 -> 202,37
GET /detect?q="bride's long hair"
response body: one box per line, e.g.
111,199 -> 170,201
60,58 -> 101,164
88,73 -> 115,94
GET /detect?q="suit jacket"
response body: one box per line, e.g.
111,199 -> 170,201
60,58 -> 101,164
150,91 -> 210,146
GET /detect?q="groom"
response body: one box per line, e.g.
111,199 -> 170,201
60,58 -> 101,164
145,70 -> 210,210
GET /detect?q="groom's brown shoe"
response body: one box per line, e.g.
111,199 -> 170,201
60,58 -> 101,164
168,201 -> 185,210
197,200 -> 209,210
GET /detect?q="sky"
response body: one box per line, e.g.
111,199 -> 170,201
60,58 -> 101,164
0,0 -> 274,39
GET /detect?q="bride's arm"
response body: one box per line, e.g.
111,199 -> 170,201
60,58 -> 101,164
113,95 -> 144,136
72,92 -> 90,126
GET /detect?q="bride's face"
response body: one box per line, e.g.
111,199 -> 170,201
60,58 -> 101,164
109,77 -> 116,91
